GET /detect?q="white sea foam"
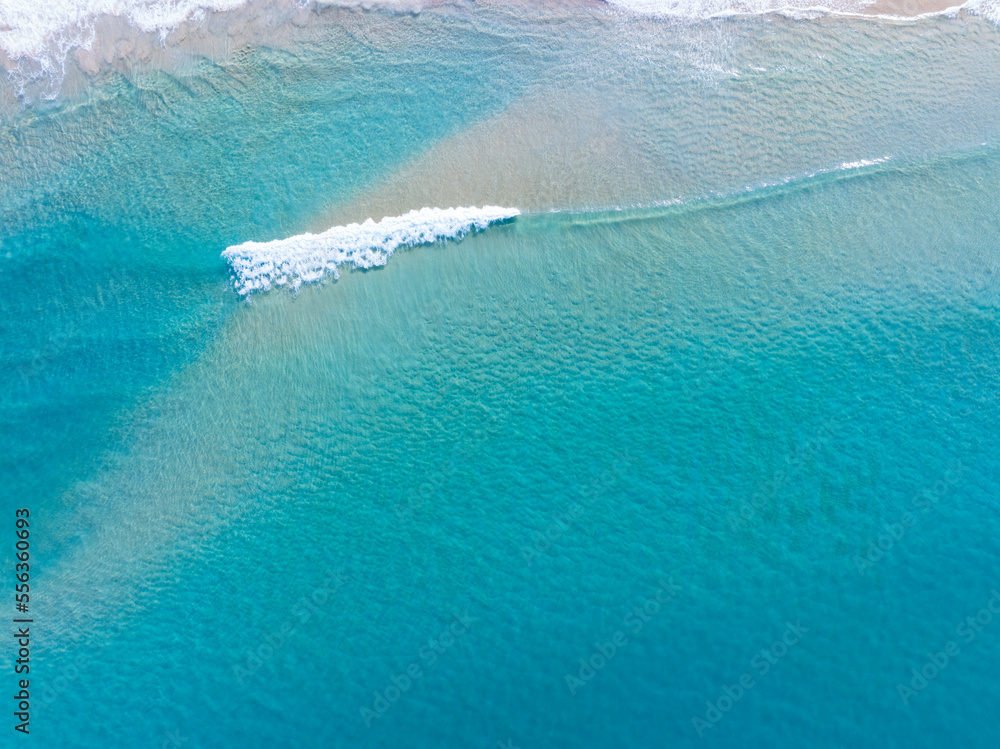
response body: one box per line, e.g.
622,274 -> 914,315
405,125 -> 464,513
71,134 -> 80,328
837,156 -> 889,170
221,205 -> 520,295
0,0 -> 453,63
965,0 -> 1000,22
0,0 -> 247,62
2,0 -> 998,93
604,0 -> 998,21
606,0 -> 871,16
0,0 -> 450,98
741,154 -> 890,191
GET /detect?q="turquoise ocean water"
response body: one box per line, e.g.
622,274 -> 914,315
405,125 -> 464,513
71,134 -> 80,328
2,3 -> 1000,747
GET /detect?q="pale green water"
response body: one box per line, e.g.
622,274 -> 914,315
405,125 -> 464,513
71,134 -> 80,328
1,4 -> 999,748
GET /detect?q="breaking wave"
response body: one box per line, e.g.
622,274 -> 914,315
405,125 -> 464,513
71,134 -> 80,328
0,0 -> 450,99
0,0 -> 245,65
221,205 -> 520,295
3,0 -> 999,102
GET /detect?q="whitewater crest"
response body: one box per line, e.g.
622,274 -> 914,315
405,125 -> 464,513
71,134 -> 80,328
221,205 -> 520,295
604,0 -> 997,21
607,0 -> 872,15
3,0 -> 1000,100
0,1 -> 245,70
0,0 -> 454,100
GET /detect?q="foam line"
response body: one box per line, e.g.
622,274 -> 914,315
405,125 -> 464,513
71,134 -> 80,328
0,0 -> 246,62
603,0 -> 989,21
221,205 -> 520,295
2,0 -> 998,90
607,0 -> 870,15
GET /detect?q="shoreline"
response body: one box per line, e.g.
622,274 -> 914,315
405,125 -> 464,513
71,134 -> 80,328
0,0 -> 473,110
0,0 -> 986,114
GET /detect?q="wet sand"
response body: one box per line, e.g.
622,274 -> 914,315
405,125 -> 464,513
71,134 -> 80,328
0,0 -> 471,111
0,0 -> 976,116
863,0 -> 964,15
